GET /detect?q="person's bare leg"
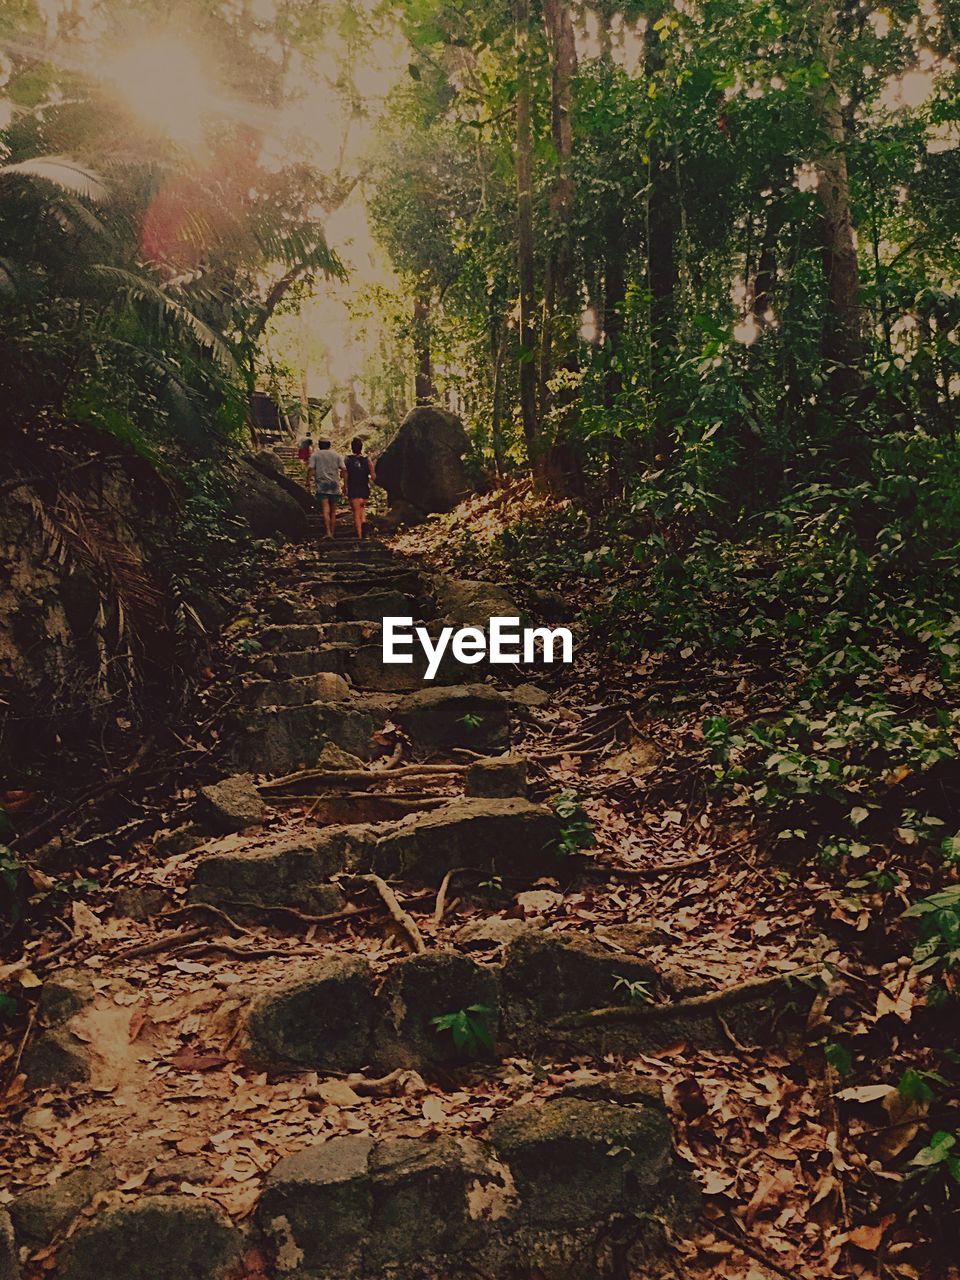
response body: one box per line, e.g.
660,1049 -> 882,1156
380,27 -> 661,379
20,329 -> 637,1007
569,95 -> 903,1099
329,498 -> 337,537
351,498 -> 363,538
322,498 -> 333,538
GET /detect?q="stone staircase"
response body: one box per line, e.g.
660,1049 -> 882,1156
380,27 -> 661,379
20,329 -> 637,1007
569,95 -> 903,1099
7,534 -> 798,1279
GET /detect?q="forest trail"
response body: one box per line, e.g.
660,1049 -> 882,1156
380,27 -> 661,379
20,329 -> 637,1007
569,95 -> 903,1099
1,505 -> 827,1280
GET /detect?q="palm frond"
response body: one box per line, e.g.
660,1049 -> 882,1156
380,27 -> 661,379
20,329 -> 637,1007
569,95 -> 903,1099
0,156 -> 107,202
257,225 -> 346,281
94,264 -> 239,372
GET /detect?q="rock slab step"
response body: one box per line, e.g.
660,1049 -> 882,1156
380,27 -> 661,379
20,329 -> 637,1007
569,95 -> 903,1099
256,1093 -> 696,1278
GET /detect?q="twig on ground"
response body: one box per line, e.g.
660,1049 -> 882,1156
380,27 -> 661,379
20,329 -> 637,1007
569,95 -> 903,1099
707,1220 -> 807,1280
258,764 -> 462,794
10,1005 -> 38,1079
160,903 -> 249,934
177,940 -> 292,960
356,874 -> 427,953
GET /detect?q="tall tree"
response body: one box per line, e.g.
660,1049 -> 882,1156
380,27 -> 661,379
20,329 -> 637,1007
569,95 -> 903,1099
810,0 -> 864,405
513,0 -> 540,463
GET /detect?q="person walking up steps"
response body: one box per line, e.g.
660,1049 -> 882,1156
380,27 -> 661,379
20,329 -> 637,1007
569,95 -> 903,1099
309,439 -> 345,539
344,436 -> 375,539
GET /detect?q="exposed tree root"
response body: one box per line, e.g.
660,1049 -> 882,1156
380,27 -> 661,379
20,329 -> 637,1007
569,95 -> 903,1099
356,874 -> 427,953
550,968 -> 817,1029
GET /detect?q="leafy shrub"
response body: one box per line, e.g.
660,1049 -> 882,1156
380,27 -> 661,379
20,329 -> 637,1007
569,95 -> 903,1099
431,1004 -> 496,1056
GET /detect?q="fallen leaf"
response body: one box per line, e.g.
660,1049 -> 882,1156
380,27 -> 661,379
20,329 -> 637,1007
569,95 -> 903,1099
313,1080 -> 362,1108
743,1166 -> 794,1226
421,1095 -> 447,1125
168,1049 -> 228,1072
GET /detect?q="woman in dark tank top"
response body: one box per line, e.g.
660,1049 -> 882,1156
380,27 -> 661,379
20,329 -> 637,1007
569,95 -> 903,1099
345,436 -> 375,538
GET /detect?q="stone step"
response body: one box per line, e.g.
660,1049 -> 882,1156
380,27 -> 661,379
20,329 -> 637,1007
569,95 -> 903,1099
395,684 -> 511,754
190,828 -> 370,914
254,623 -> 331,650
245,931 -> 657,1074
190,797 -> 562,913
226,697 -> 396,773
240,672 -> 351,709
370,795 -> 559,881
336,587 -> 424,622
50,1086 -> 695,1280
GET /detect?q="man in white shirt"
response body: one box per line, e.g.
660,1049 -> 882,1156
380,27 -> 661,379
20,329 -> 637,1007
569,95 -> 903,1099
309,440 -> 346,538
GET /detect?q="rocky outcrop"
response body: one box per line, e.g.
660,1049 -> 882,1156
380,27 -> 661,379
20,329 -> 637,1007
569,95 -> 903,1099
242,924 -> 666,1075
246,450 -> 314,511
255,1091 -> 696,1278
430,576 -> 521,629
375,407 -> 471,516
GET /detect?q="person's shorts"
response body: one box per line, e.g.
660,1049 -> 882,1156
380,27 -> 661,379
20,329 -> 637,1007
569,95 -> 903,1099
316,482 -> 340,499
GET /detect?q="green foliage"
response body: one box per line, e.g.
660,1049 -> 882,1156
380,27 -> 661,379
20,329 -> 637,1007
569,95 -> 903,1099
909,1131 -> 960,1185
613,974 -> 653,1005
904,888 -> 960,979
460,712 -> 484,731
552,789 -> 596,857
431,1004 -> 496,1056
0,845 -> 27,927
825,1042 -> 854,1080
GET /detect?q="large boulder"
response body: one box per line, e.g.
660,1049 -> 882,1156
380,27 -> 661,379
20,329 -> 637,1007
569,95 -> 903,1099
228,458 -> 308,541
258,1135 -> 502,1276
247,450 -> 313,511
501,930 -> 658,1036
489,1096 -> 688,1228
430,577 -> 521,629
376,952 -> 501,1069
372,797 -> 560,882
190,830 -> 362,914
376,407 -> 471,515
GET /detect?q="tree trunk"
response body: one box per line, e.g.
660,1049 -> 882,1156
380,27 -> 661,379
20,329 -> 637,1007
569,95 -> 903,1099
490,322 -> 508,477
812,0 -> 864,405
603,212 -> 627,498
513,0 -> 540,464
644,17 -> 679,436
413,291 -> 435,404
539,0 -> 578,418
752,197 -> 785,325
